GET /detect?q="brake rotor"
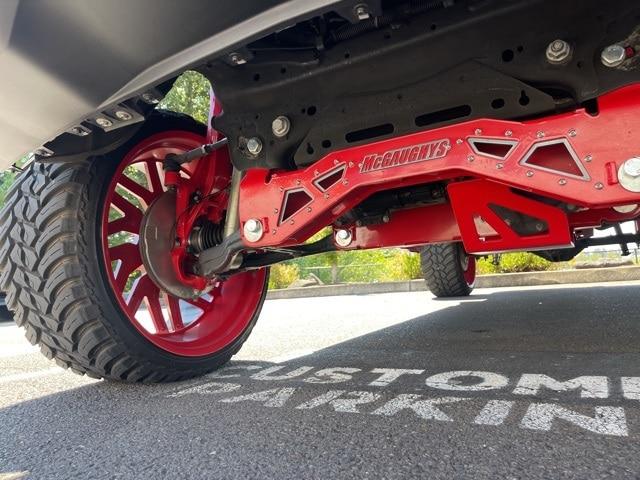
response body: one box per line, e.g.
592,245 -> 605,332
139,191 -> 200,299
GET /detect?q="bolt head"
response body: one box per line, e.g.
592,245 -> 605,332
546,39 -> 572,64
114,110 -> 132,121
354,4 -> 370,20
141,92 -> 159,104
335,229 -> 353,247
229,52 -> 246,65
601,44 -> 626,68
246,137 -> 263,156
95,117 -> 113,128
271,116 -> 291,138
243,219 -> 264,242
623,157 -> 640,178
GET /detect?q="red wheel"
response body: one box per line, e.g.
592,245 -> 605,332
101,130 -> 267,357
459,246 -> 477,288
0,112 -> 268,381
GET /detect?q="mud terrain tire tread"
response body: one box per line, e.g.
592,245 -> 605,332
0,113 -> 267,382
420,243 -> 474,298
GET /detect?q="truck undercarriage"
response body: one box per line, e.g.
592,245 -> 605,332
1,0 -> 640,381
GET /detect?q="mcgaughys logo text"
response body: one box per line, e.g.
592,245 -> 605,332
359,138 -> 451,173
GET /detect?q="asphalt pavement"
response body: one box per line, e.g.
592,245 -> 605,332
1,282 -> 640,479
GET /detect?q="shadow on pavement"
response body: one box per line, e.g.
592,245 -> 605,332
1,284 -> 640,478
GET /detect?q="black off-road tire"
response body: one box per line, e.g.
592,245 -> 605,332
420,243 -> 476,298
0,113 -> 268,382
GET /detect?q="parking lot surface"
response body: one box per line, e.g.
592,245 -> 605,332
1,282 -> 640,479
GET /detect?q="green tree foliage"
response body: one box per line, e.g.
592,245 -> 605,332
159,71 -> 211,124
477,252 -> 553,274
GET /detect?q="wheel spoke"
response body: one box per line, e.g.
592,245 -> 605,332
146,294 -> 169,334
117,174 -> 155,205
109,243 -> 143,292
111,193 -> 144,223
107,215 -> 140,235
167,295 -> 184,330
184,297 -> 212,311
145,161 -> 164,194
126,275 -> 168,333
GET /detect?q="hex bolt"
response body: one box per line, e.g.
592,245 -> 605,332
335,229 -> 353,247
246,137 -> 263,156
354,4 -> 370,20
229,52 -> 247,65
623,157 -> 640,178
95,117 -> 113,128
141,92 -> 159,104
601,44 -> 627,68
271,116 -> 291,138
546,39 -> 572,65
243,218 -> 264,242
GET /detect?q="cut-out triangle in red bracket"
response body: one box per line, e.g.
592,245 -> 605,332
447,179 -> 573,254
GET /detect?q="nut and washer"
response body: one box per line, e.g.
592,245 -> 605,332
601,44 -> 627,68
619,157 -> 640,192
622,157 -> 640,178
271,116 -> 291,138
335,229 -> 353,247
546,39 -> 572,65
243,219 -> 264,242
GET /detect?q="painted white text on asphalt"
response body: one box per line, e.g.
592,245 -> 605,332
164,364 -> 640,437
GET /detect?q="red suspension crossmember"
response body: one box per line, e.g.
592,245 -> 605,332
237,85 -> 640,254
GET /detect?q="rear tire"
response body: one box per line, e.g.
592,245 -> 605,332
420,243 -> 476,298
0,113 -> 268,382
